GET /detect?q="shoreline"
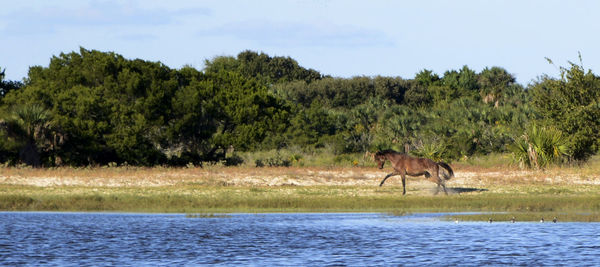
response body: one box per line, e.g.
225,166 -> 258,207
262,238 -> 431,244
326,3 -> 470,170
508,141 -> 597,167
1,210 -> 597,223
1,164 -> 599,188
1,166 -> 600,221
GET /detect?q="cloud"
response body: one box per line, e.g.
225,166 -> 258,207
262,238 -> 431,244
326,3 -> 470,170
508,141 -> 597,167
0,1 -> 211,35
199,20 -> 394,48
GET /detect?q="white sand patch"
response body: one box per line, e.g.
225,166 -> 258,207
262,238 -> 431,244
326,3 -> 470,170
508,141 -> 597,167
1,167 -> 599,188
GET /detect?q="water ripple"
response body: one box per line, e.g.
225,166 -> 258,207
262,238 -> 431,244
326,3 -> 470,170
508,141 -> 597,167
1,212 -> 599,266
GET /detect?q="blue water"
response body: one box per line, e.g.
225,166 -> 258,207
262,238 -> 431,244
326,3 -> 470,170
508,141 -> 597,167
1,212 -> 599,266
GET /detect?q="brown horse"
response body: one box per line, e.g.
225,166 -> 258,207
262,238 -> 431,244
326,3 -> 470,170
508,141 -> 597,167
374,150 -> 454,195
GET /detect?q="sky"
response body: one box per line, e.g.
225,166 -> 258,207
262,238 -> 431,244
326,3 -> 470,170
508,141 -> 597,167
1,0 -> 600,85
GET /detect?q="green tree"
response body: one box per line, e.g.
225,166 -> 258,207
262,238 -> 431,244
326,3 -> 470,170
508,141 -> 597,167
0,105 -> 63,166
402,69 -> 439,107
206,70 -> 292,152
441,65 -> 480,100
204,50 -> 324,84
273,77 -> 377,109
415,69 -> 440,87
403,83 -> 432,107
478,67 -> 516,106
373,76 -> 409,104
3,48 -> 178,165
0,67 -> 23,100
457,65 -> 480,96
285,103 -> 337,148
531,59 -> 600,160
343,98 -> 385,153
165,67 -> 218,164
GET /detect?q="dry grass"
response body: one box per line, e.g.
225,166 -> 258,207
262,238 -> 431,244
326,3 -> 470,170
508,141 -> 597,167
2,157 -> 600,216
1,162 -> 599,192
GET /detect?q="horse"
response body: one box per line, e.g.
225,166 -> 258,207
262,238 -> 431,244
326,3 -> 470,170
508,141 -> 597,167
374,149 -> 454,195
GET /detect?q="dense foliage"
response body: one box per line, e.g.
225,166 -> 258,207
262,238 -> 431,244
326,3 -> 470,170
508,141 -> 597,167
1,48 -> 598,167
530,59 -> 600,161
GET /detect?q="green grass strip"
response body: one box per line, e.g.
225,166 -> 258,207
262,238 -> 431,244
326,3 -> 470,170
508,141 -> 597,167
2,185 -> 600,217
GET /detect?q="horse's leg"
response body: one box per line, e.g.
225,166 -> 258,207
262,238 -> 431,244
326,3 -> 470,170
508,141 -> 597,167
401,172 -> 406,195
433,167 -> 448,195
379,172 -> 398,187
433,183 -> 448,195
441,183 -> 448,195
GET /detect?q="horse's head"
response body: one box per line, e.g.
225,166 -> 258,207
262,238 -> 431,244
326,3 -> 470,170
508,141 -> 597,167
374,151 -> 386,169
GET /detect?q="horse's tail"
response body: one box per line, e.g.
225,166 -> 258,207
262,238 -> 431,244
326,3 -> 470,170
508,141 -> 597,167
437,162 -> 454,180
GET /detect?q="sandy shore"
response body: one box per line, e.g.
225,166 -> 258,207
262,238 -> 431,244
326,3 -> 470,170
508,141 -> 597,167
1,166 -> 599,189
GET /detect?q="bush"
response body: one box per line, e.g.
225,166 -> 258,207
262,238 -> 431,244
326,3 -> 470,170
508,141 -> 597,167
224,154 -> 244,166
509,125 -> 570,169
531,57 -> 600,161
409,141 -> 448,162
255,154 -> 291,167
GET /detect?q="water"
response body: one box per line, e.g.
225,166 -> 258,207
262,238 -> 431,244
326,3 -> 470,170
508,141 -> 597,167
1,212 -> 599,266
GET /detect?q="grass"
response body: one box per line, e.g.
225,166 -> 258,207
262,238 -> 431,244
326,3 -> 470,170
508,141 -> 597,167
1,185 -> 600,217
1,154 -> 600,221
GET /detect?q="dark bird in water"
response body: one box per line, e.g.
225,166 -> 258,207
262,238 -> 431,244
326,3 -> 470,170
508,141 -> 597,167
540,217 -> 544,223
510,216 -> 516,223
552,217 -> 557,223
488,218 -> 493,223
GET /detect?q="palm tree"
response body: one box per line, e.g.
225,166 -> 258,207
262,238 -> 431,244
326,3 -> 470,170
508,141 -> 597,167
509,125 -> 570,169
1,105 -> 63,167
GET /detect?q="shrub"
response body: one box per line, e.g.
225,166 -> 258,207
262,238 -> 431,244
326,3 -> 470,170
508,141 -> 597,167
509,125 -> 570,169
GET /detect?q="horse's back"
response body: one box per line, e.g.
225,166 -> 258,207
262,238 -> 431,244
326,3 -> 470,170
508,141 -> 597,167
398,156 -> 437,175
386,152 -> 437,172
412,157 -> 437,167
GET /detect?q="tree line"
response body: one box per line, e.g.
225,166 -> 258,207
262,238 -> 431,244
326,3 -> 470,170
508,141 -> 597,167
1,48 -> 598,167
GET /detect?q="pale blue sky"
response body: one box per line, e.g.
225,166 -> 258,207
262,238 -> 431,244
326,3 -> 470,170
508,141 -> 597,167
2,0 -> 599,85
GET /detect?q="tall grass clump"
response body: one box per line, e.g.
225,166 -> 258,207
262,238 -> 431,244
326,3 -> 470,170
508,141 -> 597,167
509,125 -> 570,169
409,140 -> 447,162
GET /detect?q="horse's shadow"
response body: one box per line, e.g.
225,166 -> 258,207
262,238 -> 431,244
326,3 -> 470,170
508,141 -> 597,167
447,187 -> 488,194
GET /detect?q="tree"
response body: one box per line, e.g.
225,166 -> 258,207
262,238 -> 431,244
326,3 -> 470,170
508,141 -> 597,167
0,67 -> 23,99
0,105 -> 63,166
164,67 -> 218,164
531,58 -> 600,161
374,105 -> 425,152
414,69 -> 440,87
373,76 -> 409,104
403,70 -> 438,107
202,70 -> 292,152
403,83 -> 432,107
478,67 -> 516,106
457,65 -> 480,95
3,48 -> 178,165
285,103 -> 337,148
204,50 -> 324,84
343,98 -> 384,153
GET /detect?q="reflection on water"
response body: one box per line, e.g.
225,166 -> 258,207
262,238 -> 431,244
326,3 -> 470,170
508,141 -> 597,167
1,212 -> 599,266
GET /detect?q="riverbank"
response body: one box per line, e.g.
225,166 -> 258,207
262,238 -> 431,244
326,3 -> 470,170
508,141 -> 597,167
1,162 -> 600,220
